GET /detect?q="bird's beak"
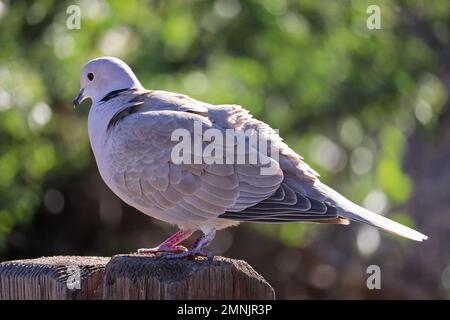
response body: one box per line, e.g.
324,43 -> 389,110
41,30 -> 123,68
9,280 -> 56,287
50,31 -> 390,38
73,88 -> 86,108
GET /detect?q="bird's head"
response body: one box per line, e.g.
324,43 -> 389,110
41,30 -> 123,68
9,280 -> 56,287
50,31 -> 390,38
73,56 -> 142,107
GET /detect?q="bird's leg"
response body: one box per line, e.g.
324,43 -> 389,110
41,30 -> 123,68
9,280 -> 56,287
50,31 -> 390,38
137,229 -> 193,254
159,229 -> 216,260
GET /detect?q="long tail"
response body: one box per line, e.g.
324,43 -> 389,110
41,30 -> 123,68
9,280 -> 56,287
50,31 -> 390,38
316,182 -> 428,241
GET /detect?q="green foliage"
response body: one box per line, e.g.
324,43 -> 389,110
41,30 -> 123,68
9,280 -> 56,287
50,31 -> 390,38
0,0 -> 448,249
376,126 -> 412,204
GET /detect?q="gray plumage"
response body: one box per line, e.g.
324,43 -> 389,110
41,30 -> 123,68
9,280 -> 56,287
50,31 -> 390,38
75,57 -> 427,254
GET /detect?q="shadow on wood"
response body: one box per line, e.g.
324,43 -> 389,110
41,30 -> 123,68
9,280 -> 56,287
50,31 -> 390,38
0,255 -> 275,300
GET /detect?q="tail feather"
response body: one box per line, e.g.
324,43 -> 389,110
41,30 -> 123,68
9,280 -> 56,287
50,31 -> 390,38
344,204 -> 428,241
316,182 -> 428,242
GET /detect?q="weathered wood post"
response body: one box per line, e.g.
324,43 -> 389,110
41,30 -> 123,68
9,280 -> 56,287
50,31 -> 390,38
0,255 -> 275,300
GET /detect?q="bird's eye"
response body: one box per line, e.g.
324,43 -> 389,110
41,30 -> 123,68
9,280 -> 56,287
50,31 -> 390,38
87,73 -> 94,81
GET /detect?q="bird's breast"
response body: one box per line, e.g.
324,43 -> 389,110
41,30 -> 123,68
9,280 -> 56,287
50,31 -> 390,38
87,106 -> 118,186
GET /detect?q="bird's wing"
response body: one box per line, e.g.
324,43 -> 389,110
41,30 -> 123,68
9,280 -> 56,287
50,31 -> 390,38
205,104 -> 346,224
208,104 -> 427,239
107,93 -> 426,240
219,183 -> 348,224
106,102 -> 284,226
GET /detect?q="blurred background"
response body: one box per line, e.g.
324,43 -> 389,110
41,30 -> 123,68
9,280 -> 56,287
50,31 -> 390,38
0,0 -> 449,299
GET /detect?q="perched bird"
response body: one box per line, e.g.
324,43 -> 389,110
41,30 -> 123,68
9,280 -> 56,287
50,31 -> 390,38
74,57 -> 427,258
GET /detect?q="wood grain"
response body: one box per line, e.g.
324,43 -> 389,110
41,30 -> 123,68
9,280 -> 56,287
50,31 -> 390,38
0,255 -> 275,300
0,256 -> 109,300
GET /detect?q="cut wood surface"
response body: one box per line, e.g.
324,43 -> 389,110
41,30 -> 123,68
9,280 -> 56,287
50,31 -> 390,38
0,255 -> 275,300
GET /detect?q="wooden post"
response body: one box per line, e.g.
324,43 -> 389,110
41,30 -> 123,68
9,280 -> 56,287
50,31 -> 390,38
0,255 -> 275,300
0,256 -> 108,300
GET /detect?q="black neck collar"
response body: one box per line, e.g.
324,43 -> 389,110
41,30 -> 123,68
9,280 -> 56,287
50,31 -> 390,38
100,88 -> 130,102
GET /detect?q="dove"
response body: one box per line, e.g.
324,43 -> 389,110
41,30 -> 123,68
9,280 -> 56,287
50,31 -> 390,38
74,57 -> 427,259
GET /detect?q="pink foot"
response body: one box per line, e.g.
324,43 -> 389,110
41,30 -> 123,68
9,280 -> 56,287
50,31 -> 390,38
136,229 -> 193,255
159,229 -> 216,260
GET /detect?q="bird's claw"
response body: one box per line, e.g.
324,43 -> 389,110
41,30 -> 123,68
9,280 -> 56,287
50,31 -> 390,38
137,245 -> 188,255
138,229 -> 216,260
157,249 -> 214,260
